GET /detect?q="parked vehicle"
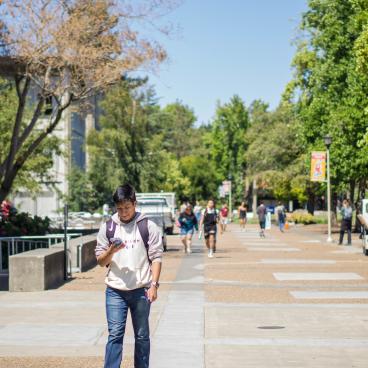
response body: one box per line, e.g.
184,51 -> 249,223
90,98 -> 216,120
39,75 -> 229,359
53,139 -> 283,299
136,192 -> 176,218
360,199 -> 368,256
136,198 -> 174,235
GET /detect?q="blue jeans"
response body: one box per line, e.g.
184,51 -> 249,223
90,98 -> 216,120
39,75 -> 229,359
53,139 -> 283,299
104,286 -> 151,368
279,219 -> 285,231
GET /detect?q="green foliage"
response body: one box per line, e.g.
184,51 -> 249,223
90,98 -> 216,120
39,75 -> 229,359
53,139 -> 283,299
244,102 -> 309,203
67,166 -> 99,212
150,102 -> 198,159
179,155 -> 220,202
289,0 -> 368,196
289,212 -> 316,225
208,95 -> 249,202
0,78 -> 62,195
0,212 -> 51,236
84,81 -> 202,207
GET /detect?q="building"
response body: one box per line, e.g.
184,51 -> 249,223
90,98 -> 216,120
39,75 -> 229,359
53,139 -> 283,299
12,100 -> 99,218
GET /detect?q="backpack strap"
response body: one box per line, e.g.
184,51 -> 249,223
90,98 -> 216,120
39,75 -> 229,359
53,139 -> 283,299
137,218 -> 151,265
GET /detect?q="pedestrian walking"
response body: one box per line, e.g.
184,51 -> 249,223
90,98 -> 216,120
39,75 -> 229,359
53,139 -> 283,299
275,201 -> 286,232
256,201 -> 267,238
178,204 -> 198,254
238,202 -> 247,230
339,199 -> 353,245
95,184 -> 163,368
219,203 -> 229,234
180,201 -> 188,213
200,199 -> 219,258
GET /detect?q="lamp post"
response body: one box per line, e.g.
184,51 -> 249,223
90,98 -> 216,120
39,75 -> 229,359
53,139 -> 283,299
228,174 -> 232,222
324,135 -> 333,243
63,203 -> 69,280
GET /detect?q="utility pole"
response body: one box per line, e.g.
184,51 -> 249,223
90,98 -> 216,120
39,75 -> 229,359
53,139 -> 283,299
63,204 -> 69,280
324,135 -> 333,243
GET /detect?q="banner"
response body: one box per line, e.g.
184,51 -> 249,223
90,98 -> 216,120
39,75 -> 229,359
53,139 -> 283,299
222,180 -> 231,195
310,151 -> 326,182
218,185 -> 225,198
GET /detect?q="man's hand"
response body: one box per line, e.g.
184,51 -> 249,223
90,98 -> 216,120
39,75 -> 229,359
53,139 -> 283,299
147,285 -> 158,303
109,242 -> 125,254
97,242 -> 125,267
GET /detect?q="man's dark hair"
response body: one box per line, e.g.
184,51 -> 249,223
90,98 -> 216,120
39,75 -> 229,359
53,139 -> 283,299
113,184 -> 136,204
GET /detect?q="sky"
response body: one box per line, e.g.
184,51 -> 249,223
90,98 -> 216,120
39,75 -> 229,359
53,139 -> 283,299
147,0 -> 308,125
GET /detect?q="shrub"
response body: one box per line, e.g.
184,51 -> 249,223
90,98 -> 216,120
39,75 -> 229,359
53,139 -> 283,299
0,212 -> 51,236
289,212 -> 316,225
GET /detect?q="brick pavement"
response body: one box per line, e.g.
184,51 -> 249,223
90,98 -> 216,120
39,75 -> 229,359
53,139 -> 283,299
1,223 -> 368,367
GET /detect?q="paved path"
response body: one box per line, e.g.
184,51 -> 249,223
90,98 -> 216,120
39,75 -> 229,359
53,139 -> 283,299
1,224 -> 368,367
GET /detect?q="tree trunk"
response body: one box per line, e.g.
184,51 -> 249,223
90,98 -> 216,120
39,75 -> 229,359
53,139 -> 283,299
331,192 -> 338,227
355,179 -> 367,232
349,180 -> 356,207
244,176 -> 250,205
252,177 -> 257,214
306,186 -> 315,215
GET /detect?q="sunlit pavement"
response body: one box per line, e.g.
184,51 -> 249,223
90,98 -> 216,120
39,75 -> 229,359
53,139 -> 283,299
1,224 -> 368,367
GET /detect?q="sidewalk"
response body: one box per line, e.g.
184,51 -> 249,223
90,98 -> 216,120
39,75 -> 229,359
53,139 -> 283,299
1,224 -> 368,367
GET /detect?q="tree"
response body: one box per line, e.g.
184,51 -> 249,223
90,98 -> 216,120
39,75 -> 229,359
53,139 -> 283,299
245,102 -> 308,206
0,78 -> 61,196
149,101 -> 198,159
208,95 -> 249,203
180,155 -> 219,202
0,0 -> 173,202
288,0 -> 368,210
87,79 -> 152,198
67,166 -> 99,212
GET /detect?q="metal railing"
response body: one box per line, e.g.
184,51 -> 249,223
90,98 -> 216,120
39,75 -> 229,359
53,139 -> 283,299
0,233 -> 82,272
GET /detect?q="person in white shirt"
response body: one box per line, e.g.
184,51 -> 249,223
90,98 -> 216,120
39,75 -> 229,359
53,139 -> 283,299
95,184 -> 163,368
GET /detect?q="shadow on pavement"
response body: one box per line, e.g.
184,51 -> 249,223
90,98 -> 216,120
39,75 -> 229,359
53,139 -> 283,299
0,273 -> 9,291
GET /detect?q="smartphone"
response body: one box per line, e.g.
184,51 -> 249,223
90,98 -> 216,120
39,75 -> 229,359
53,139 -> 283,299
110,237 -> 125,248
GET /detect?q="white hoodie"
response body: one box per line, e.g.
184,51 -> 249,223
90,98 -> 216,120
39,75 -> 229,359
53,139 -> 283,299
95,212 -> 163,291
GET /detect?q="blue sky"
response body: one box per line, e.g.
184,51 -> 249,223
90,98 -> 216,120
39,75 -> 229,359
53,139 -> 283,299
147,0 -> 307,124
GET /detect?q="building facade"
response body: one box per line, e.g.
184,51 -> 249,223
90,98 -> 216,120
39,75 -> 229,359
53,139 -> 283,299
12,100 -> 99,218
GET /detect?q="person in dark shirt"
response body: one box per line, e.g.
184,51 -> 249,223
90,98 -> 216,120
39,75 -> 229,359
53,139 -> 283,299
256,201 -> 267,238
339,199 -> 353,245
238,202 -> 247,230
200,200 -> 219,258
178,204 -> 198,254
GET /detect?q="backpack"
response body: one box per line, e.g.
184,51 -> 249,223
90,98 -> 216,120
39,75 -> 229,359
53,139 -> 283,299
105,217 -> 151,264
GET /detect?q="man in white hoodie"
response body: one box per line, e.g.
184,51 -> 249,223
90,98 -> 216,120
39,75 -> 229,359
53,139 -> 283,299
95,184 -> 163,368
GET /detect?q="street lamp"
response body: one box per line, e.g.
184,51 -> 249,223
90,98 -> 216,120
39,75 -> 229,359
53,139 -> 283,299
324,134 -> 333,243
228,174 -> 232,222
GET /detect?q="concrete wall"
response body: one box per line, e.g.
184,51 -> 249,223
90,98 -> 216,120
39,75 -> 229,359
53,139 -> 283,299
8,234 -> 97,292
9,248 -> 65,292
68,234 -> 97,272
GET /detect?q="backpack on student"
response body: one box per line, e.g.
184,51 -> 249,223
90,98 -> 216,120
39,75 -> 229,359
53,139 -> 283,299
105,217 -> 151,264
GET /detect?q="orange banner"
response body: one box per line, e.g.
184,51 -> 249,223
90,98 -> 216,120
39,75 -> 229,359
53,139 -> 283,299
310,151 -> 326,182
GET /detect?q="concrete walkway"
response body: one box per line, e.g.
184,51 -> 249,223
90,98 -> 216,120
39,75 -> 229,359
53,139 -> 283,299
1,224 -> 368,367
150,238 -> 205,368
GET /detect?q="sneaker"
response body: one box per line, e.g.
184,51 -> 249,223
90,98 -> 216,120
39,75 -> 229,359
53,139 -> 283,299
208,250 -> 214,258
187,248 -> 192,254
